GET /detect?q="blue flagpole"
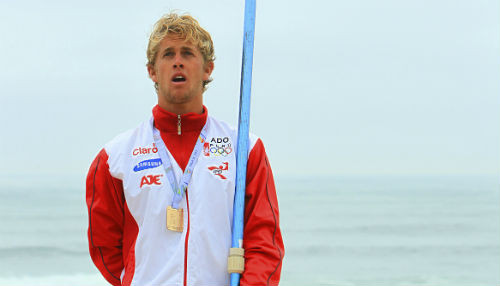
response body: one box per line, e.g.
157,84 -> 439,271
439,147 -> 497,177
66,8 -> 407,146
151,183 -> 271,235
230,0 -> 256,285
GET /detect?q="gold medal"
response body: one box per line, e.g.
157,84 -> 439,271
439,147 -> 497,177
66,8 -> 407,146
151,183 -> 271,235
166,206 -> 183,232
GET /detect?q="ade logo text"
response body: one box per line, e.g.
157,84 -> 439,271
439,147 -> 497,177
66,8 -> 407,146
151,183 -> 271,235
140,174 -> 163,188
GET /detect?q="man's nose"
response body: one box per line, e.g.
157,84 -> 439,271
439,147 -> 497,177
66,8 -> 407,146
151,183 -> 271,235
173,55 -> 184,68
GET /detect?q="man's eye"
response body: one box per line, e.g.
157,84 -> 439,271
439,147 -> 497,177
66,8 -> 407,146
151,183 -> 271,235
164,52 -> 174,57
183,51 -> 193,56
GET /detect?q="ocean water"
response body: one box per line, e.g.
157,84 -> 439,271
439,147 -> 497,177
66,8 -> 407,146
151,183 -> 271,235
0,174 -> 499,286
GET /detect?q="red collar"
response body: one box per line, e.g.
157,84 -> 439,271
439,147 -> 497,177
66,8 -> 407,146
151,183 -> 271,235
152,105 -> 208,134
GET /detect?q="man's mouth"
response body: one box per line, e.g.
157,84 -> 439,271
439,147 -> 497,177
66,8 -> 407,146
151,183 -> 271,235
172,75 -> 186,82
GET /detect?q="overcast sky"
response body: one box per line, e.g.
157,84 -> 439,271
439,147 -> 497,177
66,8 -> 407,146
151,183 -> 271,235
1,0 -> 499,180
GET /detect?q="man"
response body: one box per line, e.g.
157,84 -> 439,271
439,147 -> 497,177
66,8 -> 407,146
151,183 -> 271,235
86,13 -> 284,286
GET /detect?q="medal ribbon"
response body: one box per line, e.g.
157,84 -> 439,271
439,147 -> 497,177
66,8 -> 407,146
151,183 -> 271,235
152,118 -> 209,209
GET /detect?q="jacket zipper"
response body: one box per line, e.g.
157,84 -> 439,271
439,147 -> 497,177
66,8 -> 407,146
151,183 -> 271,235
177,115 -> 181,135
183,190 -> 190,286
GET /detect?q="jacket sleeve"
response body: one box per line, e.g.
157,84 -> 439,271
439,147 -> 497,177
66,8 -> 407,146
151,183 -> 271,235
240,139 -> 284,286
86,149 -> 125,286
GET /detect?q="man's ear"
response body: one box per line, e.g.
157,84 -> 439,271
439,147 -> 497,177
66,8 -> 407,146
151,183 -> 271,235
203,61 -> 214,81
147,64 -> 157,83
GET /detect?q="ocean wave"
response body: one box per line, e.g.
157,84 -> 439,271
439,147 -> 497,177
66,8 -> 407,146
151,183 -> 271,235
0,246 -> 87,258
0,273 -> 108,286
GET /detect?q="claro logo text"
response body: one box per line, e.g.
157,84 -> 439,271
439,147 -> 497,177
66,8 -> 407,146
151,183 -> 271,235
133,144 -> 158,156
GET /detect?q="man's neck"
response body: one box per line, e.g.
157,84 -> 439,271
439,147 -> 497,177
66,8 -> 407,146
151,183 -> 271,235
157,101 -> 204,115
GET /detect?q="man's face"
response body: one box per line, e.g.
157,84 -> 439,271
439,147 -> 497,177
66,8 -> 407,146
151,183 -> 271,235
148,35 -> 214,109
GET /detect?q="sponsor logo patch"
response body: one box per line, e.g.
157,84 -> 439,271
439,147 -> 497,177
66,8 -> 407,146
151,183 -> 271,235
203,137 -> 233,157
208,162 -> 229,180
140,174 -> 163,188
133,144 -> 158,156
133,158 -> 162,172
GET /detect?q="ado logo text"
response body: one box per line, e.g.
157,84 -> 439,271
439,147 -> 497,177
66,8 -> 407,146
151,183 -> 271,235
203,137 -> 232,157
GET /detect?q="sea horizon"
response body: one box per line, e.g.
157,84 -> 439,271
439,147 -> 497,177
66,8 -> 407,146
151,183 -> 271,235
0,174 -> 498,285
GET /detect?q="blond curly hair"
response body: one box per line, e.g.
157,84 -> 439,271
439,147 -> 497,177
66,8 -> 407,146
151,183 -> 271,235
147,13 -> 215,65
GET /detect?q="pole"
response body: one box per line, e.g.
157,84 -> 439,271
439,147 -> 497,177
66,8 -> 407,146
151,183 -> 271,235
229,0 -> 256,285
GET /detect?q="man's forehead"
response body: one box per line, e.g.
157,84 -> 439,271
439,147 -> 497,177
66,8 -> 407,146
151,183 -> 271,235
161,35 -> 195,48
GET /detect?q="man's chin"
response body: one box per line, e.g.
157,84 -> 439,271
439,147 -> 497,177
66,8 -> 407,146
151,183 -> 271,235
162,92 -> 195,105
